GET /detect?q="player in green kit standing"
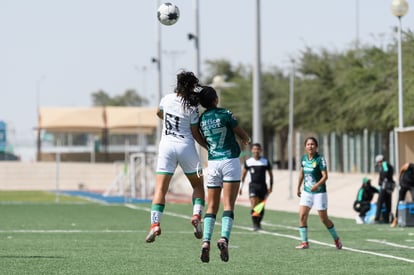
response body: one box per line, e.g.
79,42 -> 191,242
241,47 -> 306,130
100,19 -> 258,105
296,137 -> 342,250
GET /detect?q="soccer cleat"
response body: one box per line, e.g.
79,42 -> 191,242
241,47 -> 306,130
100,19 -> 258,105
145,223 -> 161,243
200,242 -> 210,263
191,214 -> 202,239
295,242 -> 309,249
355,216 -> 364,224
217,238 -> 229,262
253,224 -> 262,231
334,238 -> 342,249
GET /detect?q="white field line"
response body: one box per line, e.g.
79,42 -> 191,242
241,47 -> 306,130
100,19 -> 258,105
0,230 -> 259,236
0,230 -> 138,233
367,239 -> 414,250
126,203 -> 414,264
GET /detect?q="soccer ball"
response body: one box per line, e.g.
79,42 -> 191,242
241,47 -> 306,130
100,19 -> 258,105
157,3 -> 180,26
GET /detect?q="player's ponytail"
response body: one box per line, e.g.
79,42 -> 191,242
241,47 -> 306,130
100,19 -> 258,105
175,71 -> 200,110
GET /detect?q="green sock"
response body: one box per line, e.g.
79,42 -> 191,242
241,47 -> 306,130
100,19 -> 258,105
299,226 -> 308,242
327,224 -> 339,240
221,210 -> 234,241
203,214 -> 216,242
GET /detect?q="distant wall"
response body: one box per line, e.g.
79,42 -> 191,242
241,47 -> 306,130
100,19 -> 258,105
0,161 -> 188,200
0,161 -> 116,191
39,152 -> 128,163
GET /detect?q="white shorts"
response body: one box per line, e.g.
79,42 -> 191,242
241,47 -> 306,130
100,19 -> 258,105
206,158 -> 241,188
299,191 -> 328,211
156,141 -> 202,175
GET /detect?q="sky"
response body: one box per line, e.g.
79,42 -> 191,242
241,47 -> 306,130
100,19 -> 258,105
1,0 -> 413,159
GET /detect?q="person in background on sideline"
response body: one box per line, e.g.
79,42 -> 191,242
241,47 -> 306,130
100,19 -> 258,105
296,137 -> 342,250
145,71 -> 207,243
353,177 -> 379,224
197,86 -> 251,263
239,143 -> 273,231
373,154 -> 395,224
391,162 -> 414,227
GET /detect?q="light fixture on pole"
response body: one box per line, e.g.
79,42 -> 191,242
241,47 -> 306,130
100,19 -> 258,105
391,0 -> 409,129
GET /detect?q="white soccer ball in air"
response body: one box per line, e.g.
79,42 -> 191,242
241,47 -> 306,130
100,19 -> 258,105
157,3 -> 180,26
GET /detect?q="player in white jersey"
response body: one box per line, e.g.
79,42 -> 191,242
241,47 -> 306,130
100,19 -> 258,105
146,71 -> 207,243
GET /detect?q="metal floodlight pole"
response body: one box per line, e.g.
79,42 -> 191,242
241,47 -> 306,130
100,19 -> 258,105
397,16 -> 404,128
189,0 -> 204,162
391,0 -> 409,129
355,0 -> 360,48
36,75 -> 46,162
155,0 -> 163,145
288,60 -> 295,199
187,0 -> 200,77
194,0 -> 200,77
253,0 -> 263,145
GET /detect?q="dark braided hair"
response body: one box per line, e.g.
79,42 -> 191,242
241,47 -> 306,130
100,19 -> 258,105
175,71 -> 200,110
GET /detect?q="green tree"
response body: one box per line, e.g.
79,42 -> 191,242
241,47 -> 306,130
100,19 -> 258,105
91,89 -> 148,106
295,47 -> 342,133
202,28 -> 414,167
203,60 -> 291,163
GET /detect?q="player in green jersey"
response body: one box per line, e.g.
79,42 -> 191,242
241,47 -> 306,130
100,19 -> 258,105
197,86 -> 251,263
296,137 -> 342,250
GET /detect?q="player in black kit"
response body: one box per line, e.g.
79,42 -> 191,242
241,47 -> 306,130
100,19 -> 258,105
240,143 -> 273,231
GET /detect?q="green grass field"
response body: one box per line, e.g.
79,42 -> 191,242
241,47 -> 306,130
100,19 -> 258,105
1,191 -> 414,274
